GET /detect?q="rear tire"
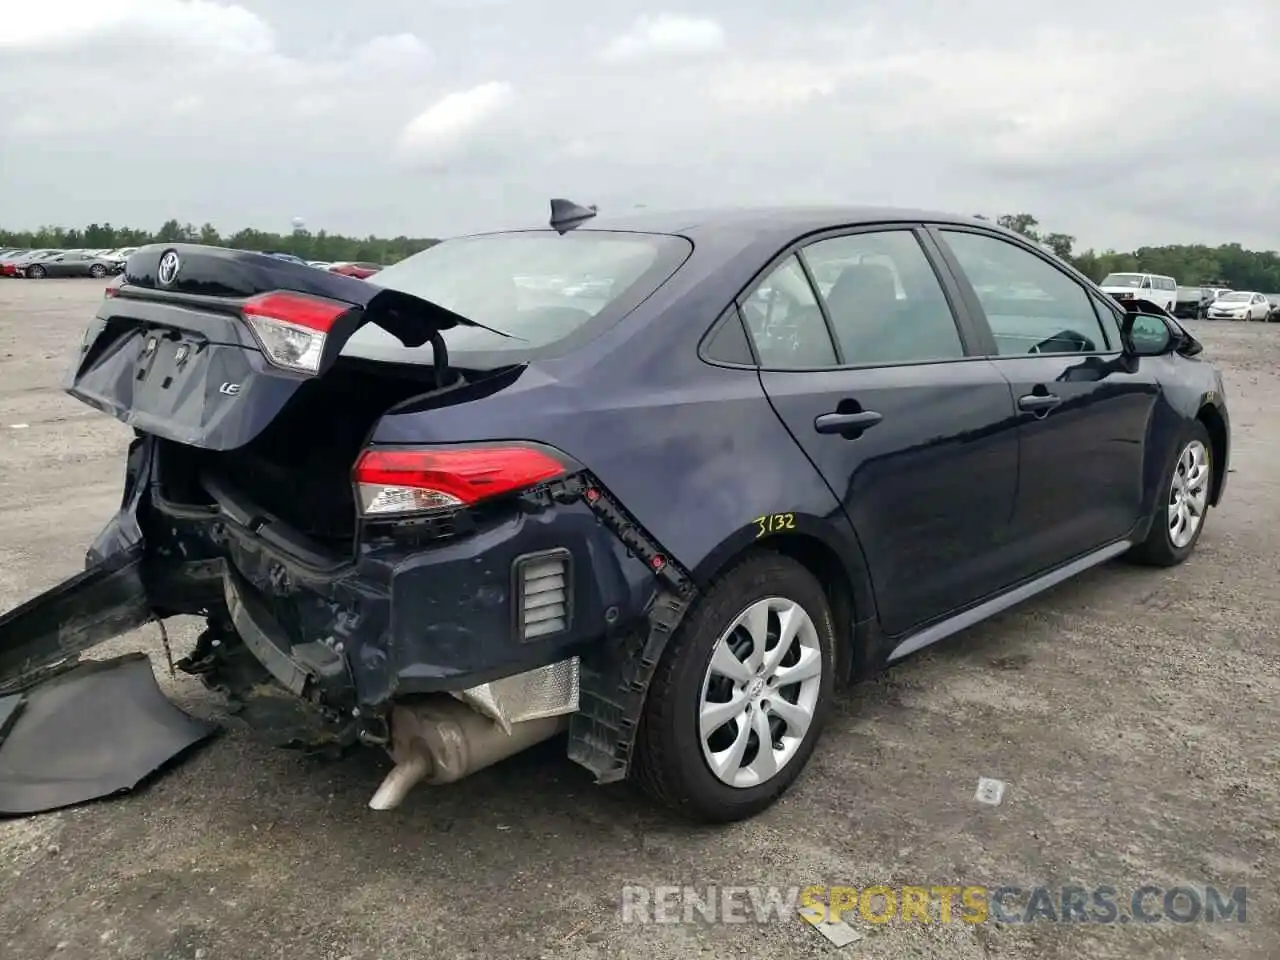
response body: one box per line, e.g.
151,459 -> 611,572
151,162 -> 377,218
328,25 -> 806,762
1127,420 -> 1213,567
634,552 -> 837,823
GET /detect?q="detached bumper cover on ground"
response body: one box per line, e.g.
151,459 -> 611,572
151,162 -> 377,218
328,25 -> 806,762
0,653 -> 217,816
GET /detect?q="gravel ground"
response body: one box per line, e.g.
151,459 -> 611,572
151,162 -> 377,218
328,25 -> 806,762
0,280 -> 1276,960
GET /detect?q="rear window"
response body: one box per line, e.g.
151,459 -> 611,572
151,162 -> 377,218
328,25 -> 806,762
342,230 -> 691,363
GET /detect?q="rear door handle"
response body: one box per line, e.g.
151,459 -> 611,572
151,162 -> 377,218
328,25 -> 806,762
1017,393 -> 1062,412
814,410 -> 883,434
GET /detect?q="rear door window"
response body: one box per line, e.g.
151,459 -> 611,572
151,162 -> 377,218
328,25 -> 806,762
702,306 -> 756,365
739,255 -> 837,368
800,230 -> 965,365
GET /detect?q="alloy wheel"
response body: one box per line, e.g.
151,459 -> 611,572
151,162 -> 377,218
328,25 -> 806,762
698,596 -> 823,789
1168,439 -> 1210,548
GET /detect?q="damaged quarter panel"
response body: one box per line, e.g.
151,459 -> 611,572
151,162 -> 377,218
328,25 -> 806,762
364,498 -> 646,703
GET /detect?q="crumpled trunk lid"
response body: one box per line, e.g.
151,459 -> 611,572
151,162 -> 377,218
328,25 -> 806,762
68,242 -> 491,452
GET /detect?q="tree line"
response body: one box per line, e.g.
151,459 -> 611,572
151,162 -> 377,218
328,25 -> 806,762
0,220 -> 439,265
977,214 -> 1280,292
3,213 -> 1279,291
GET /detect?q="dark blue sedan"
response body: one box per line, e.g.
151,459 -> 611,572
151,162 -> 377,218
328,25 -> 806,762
0,203 -> 1230,823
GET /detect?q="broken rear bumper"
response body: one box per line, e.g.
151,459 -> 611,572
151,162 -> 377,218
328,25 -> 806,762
0,435 -> 663,750
162,470 -> 653,702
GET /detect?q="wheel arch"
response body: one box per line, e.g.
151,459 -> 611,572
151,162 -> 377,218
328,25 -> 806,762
692,520 -> 878,683
1196,402 -> 1228,506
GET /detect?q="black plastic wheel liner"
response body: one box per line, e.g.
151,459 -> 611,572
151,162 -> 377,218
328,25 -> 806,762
0,652 -> 218,816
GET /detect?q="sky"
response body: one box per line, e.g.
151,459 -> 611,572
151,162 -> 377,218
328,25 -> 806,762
2,0 -> 1278,252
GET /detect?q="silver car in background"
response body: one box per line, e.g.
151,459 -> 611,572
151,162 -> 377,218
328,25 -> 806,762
20,251 -> 118,279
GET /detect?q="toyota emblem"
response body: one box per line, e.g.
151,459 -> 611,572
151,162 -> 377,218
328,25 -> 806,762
157,250 -> 181,286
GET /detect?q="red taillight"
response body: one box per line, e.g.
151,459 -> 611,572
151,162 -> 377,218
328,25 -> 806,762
240,291 -> 353,375
353,445 -> 568,516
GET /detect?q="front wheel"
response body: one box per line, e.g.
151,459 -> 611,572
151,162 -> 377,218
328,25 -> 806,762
634,552 -> 837,823
89,264 -> 106,278
26,265 -> 45,279
1127,421 -> 1213,566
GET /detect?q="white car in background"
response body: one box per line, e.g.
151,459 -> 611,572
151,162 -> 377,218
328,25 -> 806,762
1206,290 -> 1271,321
1098,271 -> 1178,312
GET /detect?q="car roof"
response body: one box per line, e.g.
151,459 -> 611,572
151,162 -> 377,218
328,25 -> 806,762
468,205 -> 1011,245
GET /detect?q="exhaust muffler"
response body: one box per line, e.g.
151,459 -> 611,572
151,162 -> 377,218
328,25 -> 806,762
369,698 -> 567,810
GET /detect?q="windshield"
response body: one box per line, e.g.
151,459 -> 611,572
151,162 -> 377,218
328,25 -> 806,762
1100,273 -> 1144,287
1218,292 -> 1250,302
343,230 -> 692,362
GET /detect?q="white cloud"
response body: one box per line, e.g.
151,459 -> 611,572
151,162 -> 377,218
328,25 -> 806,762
600,14 -> 725,62
0,4 -> 437,137
393,81 -> 515,166
351,32 -> 431,72
0,0 -> 275,55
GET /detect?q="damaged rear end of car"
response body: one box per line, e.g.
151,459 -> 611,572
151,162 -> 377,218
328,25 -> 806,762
0,238 -> 695,810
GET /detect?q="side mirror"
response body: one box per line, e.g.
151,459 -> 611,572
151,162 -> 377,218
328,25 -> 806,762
1120,310 -> 1175,357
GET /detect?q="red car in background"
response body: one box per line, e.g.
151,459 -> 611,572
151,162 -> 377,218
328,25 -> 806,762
0,249 -> 40,276
327,261 -> 383,279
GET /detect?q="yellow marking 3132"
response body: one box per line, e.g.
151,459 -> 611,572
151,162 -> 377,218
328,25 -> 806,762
754,513 -> 796,537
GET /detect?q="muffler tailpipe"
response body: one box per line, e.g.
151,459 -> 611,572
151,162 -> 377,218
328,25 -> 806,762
368,698 -> 567,810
